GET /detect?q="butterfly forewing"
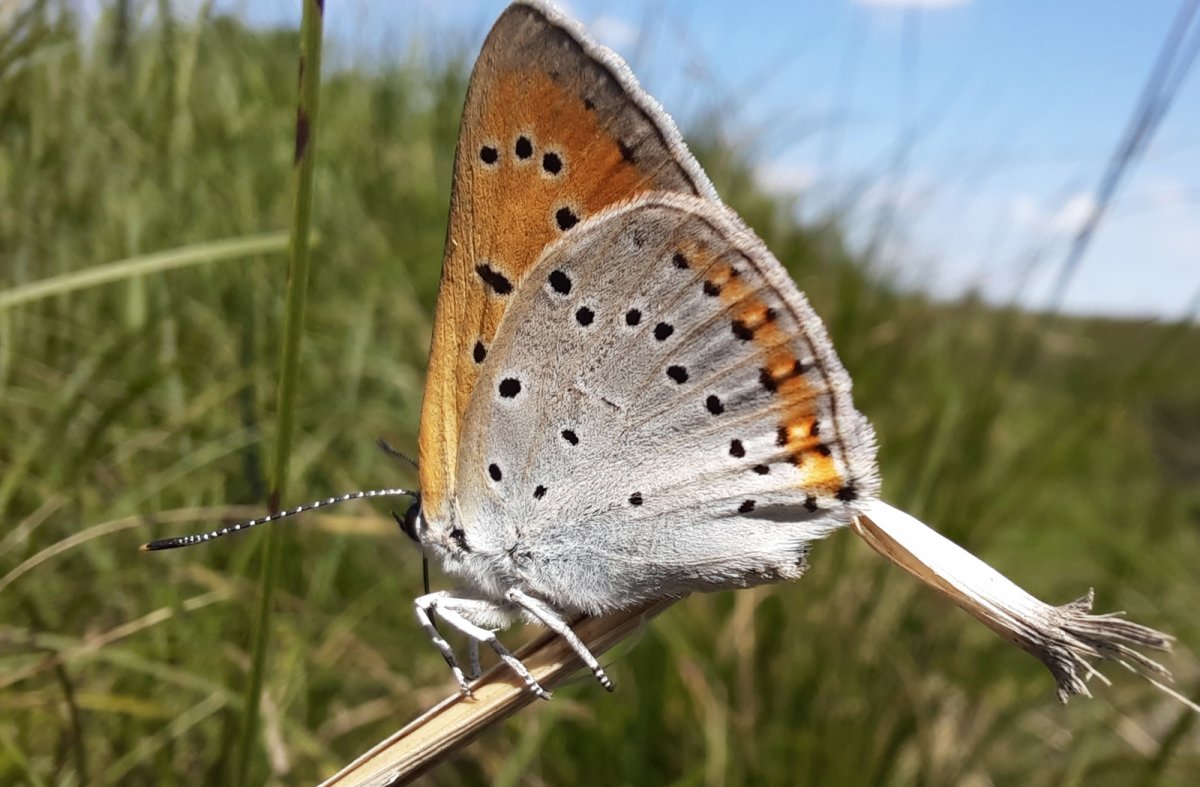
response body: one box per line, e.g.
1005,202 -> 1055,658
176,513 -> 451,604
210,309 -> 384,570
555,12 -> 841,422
456,194 -> 878,613
419,1 -> 717,521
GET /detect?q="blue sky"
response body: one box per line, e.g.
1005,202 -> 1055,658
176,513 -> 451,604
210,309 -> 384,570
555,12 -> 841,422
220,0 -> 1199,319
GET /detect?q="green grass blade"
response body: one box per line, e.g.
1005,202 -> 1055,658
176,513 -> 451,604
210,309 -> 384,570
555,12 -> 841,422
0,232 -> 289,311
231,2 -> 325,785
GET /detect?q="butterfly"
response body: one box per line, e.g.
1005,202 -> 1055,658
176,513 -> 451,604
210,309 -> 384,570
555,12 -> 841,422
147,0 -> 1177,706
402,1 -> 880,699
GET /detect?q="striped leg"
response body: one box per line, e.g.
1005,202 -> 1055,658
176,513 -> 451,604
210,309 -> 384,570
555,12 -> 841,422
505,588 -> 613,691
414,592 -> 471,695
414,592 -> 551,700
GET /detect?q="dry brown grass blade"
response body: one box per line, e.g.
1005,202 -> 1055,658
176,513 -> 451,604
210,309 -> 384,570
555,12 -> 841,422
852,502 -> 1180,705
319,599 -> 675,786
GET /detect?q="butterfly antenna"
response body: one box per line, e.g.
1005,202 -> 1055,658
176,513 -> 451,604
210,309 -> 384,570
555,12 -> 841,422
140,488 -> 417,551
377,438 -> 418,469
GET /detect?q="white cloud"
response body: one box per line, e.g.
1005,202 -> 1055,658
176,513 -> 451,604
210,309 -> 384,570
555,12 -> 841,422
1049,193 -> 1096,234
1009,192 -> 1096,236
855,0 -> 971,8
1138,178 -> 1192,212
1160,220 -> 1200,259
859,173 -> 938,215
1010,195 -> 1041,229
590,15 -> 638,51
756,162 -> 816,196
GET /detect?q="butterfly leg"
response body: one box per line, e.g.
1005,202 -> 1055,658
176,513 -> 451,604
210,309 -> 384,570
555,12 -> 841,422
505,589 -> 614,691
466,638 -> 482,681
415,592 -> 552,700
413,593 -> 473,696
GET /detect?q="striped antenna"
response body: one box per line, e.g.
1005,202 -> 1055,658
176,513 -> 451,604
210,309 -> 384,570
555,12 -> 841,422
140,488 -> 417,552
377,438 -> 418,468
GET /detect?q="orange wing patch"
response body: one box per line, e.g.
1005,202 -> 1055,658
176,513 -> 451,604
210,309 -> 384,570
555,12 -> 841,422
419,3 -> 711,520
716,278 -> 848,499
662,235 -> 850,502
468,71 -> 656,360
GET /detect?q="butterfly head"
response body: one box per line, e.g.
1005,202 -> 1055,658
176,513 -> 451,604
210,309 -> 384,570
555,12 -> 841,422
399,495 -> 425,544
397,495 -> 474,563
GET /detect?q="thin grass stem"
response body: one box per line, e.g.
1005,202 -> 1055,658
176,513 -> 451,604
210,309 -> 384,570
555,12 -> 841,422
232,2 -> 325,784
320,601 -> 675,786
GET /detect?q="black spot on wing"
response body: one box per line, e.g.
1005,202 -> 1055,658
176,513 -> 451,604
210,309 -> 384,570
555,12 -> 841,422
732,320 -> 755,341
476,263 -> 513,295
556,206 -> 579,231
549,269 -> 572,294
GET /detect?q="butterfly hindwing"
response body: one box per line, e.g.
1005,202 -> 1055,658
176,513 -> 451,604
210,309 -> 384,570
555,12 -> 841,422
456,194 -> 878,613
419,0 -> 717,521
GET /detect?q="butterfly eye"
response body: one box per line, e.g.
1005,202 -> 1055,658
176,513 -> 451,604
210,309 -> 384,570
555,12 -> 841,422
400,499 -> 424,543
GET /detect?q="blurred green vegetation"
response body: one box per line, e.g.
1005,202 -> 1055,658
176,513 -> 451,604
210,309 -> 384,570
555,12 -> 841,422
1,4 -> 1197,785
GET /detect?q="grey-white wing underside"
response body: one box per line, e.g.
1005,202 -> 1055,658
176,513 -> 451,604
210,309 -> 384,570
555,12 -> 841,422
454,193 -> 879,615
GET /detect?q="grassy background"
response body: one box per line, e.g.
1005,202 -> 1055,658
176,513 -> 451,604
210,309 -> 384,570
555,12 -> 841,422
2,4 -> 1198,785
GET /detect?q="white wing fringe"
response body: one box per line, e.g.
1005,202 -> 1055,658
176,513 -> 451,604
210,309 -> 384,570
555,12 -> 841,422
854,500 -> 1194,709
